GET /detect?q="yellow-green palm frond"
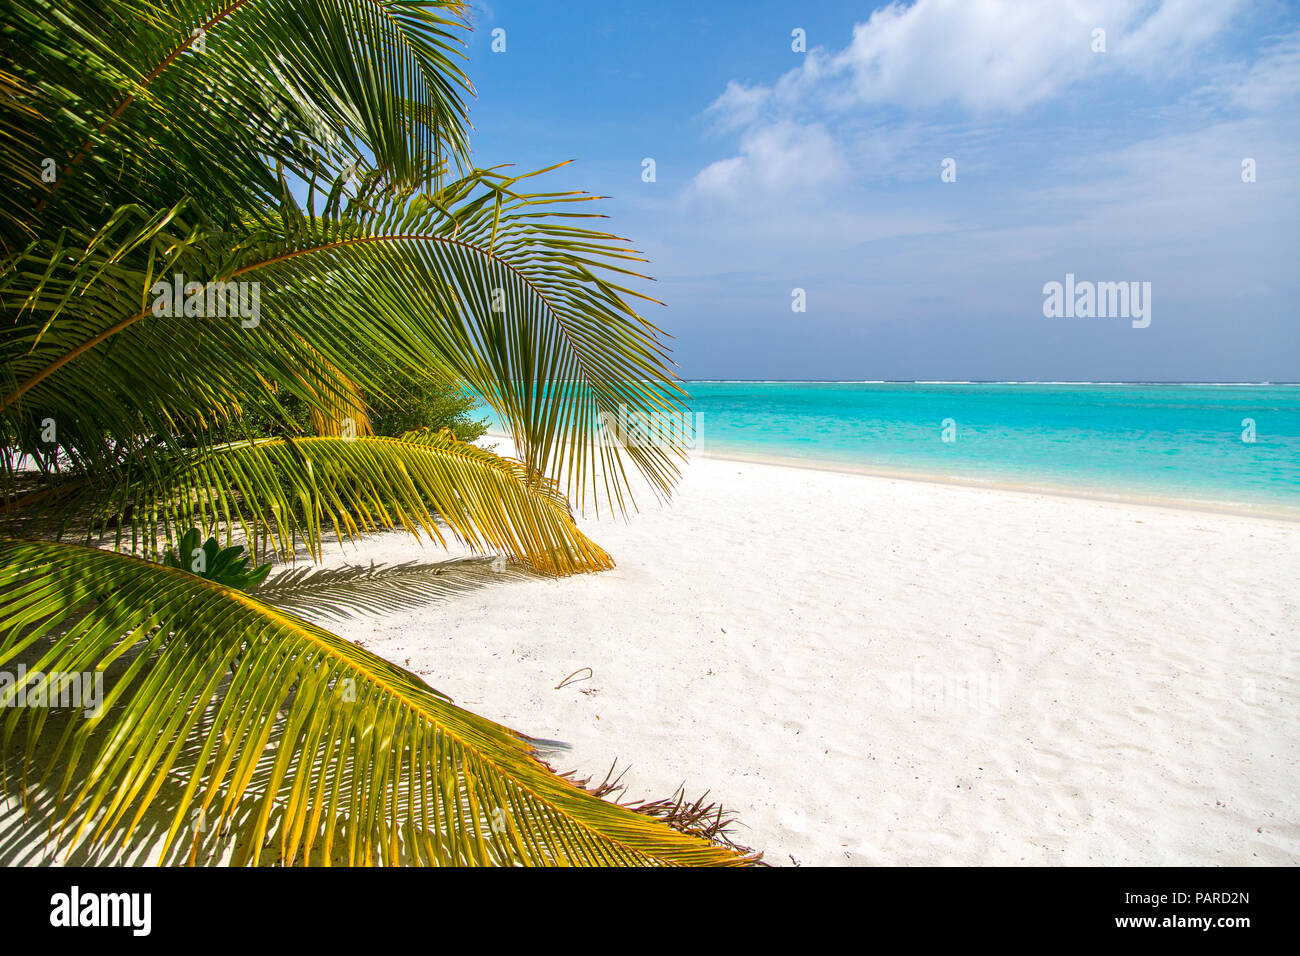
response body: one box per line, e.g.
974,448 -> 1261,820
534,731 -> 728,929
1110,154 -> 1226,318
94,431 -> 613,575
281,338 -> 375,439
3,167 -> 689,515
0,539 -> 756,865
0,69 -> 44,246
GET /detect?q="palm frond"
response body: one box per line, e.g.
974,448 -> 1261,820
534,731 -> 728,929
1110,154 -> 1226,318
252,556 -> 529,620
0,0 -> 739,869
3,0 -> 473,238
2,168 -> 689,513
0,539 -> 755,865
87,431 -> 614,575
0,69 -> 45,246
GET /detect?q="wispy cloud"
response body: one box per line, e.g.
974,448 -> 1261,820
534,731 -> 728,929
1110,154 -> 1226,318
689,120 -> 847,200
707,0 -> 1246,128
1208,28 -> 1300,111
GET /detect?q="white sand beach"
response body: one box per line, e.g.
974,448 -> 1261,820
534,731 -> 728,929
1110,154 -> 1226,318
3,443 -> 1296,867
291,443 -> 1300,866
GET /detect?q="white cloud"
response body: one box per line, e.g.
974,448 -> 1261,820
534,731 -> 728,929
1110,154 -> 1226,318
831,0 -> 1105,112
691,0 -> 1259,210
708,0 -> 1245,124
705,81 -> 770,132
1218,29 -> 1300,112
689,121 -> 847,199
1116,0 -> 1245,64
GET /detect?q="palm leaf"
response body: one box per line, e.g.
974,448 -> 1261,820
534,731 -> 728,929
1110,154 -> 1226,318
4,0 -> 473,238
2,169 -> 690,513
0,0 -> 741,869
0,539 -> 755,865
0,69 -> 45,246
252,556 -> 529,619
81,431 -> 613,574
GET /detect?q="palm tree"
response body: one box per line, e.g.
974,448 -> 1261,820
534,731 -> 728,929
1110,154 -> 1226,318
0,0 -> 754,865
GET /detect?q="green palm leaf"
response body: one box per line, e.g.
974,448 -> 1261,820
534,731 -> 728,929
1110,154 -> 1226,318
3,0 -> 473,238
0,69 -> 44,246
3,168 -> 689,511
0,0 -> 742,868
89,430 -> 615,574
0,539 -> 754,865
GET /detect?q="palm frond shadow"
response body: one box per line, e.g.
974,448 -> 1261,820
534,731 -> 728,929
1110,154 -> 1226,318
253,556 -> 537,621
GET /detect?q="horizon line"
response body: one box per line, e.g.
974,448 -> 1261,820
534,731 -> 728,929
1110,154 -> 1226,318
681,380 -> 1298,386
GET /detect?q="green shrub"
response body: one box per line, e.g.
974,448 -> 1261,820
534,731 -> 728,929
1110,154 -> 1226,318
205,370 -> 489,444
365,368 -> 489,442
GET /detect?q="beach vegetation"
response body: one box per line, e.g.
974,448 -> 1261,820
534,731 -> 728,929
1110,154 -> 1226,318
0,0 -> 751,865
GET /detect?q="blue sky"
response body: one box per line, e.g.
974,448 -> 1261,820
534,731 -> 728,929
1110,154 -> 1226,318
457,1 -> 1299,381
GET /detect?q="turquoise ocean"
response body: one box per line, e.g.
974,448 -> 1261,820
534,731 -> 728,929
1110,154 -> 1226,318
483,383 -> 1298,513
675,383 -> 1299,514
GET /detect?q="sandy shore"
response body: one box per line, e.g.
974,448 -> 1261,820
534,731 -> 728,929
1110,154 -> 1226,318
302,444 -> 1299,865
4,446 -> 1297,865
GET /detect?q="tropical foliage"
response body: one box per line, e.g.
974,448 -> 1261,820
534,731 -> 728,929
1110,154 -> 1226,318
203,367 -> 490,445
0,0 -> 752,865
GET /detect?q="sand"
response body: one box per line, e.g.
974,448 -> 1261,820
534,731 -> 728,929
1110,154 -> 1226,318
298,442 -> 1300,866
4,443 -> 1297,865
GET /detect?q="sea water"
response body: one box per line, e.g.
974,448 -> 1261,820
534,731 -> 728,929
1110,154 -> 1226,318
682,382 -> 1299,513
